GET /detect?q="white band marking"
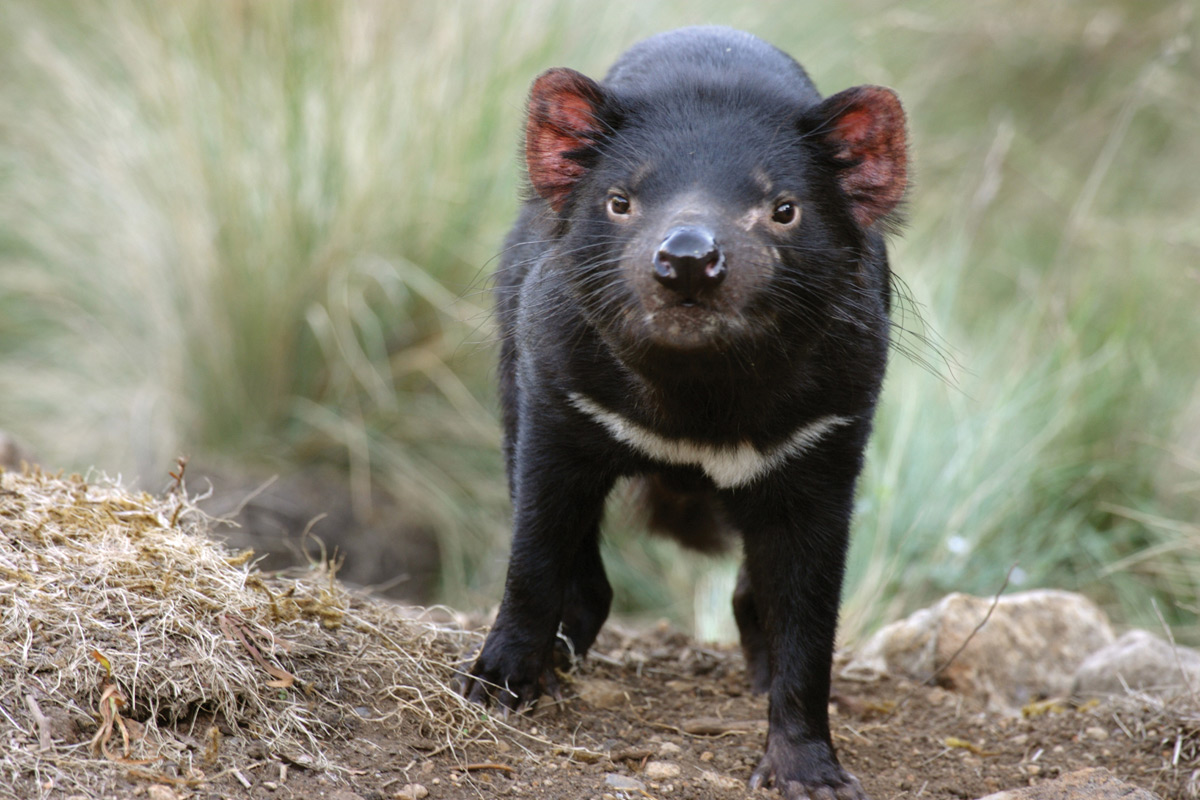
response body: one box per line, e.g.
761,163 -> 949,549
568,392 -> 850,489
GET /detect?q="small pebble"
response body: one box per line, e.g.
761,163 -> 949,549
644,761 -> 682,780
395,784 -> 428,800
700,770 -> 743,791
578,679 -> 629,709
604,773 -> 647,792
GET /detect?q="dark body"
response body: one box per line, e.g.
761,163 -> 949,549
465,27 -> 907,800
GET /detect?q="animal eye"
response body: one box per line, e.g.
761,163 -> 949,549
607,193 -> 631,216
771,201 -> 800,225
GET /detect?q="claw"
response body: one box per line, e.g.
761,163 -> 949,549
543,665 -> 565,705
790,783 -> 837,800
749,751 -> 869,800
463,676 -> 486,706
836,776 -> 866,800
460,634 -> 568,720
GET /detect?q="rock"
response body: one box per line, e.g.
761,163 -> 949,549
197,465 -> 440,603
578,678 -> 629,709
1073,629 -> 1200,699
0,431 -> 35,470
681,717 -> 765,735
605,773 -> 647,793
842,590 -> 1114,711
700,770 -> 743,791
394,785 -> 428,800
658,741 -> 683,756
973,767 -> 1161,799
644,761 -> 681,780
609,746 -> 655,763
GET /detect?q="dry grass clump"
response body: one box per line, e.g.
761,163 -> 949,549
1110,691 -> 1200,798
0,466 -> 491,799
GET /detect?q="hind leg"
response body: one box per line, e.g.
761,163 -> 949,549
733,561 -> 772,694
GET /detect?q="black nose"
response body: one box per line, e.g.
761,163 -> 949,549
653,226 -> 726,296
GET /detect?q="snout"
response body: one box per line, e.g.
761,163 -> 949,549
653,226 -> 726,301
608,212 -> 773,358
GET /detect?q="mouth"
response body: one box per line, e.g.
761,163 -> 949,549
641,302 -> 740,351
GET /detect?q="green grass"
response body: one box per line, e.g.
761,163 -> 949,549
1,0 -> 1197,639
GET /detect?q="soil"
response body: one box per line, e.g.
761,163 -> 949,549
104,620 -> 1189,800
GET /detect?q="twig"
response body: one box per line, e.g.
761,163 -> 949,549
923,563 -> 1017,687
1152,598 -> 1197,699
219,614 -> 298,688
886,563 -> 1017,717
167,456 -> 188,495
24,694 -> 52,751
226,474 -> 279,519
167,456 -> 189,526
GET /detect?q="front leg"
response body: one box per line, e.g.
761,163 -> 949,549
726,452 -> 868,800
463,424 -> 615,712
556,534 -> 613,668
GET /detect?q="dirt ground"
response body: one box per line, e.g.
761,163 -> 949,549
91,619 -> 1190,800
7,471 -> 1193,800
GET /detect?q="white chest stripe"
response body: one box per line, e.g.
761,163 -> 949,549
568,393 -> 851,489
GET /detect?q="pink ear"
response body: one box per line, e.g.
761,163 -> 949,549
525,68 -> 606,212
818,86 -> 908,228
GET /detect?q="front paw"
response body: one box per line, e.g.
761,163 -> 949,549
749,738 -> 867,800
460,634 -> 561,713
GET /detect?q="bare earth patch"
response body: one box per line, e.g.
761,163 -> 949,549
2,468 -> 1197,799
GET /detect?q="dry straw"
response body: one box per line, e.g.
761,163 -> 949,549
0,465 -> 498,799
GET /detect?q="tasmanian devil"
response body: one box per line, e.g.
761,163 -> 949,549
463,25 -> 907,800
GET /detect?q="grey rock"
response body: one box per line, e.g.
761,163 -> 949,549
578,678 -> 629,709
1073,629 -> 1200,699
0,431 -> 35,470
973,767 -> 1161,799
644,761 -> 681,780
197,465 -> 440,602
842,590 -> 1114,711
604,773 -> 647,792
700,770 -> 743,791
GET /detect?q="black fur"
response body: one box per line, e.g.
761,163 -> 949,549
465,26 -> 907,800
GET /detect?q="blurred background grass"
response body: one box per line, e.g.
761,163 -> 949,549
1,0 -> 1196,643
